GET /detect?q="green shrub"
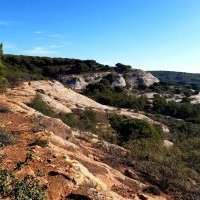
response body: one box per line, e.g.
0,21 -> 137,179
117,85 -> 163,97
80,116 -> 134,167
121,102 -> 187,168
30,139 -> 49,148
0,170 -> 46,200
29,95 -> 114,142
61,109 -> 97,132
15,151 -> 35,171
29,95 -> 107,138
3,54 -> 109,79
61,113 -> 79,128
124,139 -> 166,161
152,95 -> 200,123
0,170 -> 14,198
14,176 -> 45,200
109,114 -> 162,144
108,114 -> 200,199
0,130 -> 16,147
83,82 -> 149,111
28,94 -> 55,117
0,61 -> 8,92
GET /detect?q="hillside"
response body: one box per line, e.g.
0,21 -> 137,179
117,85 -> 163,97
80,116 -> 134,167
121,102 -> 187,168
0,53 -> 200,200
2,54 -> 159,89
0,80 -> 199,200
0,80 -> 170,200
151,71 -> 200,89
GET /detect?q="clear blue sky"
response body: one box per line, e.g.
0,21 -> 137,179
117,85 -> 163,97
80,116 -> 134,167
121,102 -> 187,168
1,0 -> 200,72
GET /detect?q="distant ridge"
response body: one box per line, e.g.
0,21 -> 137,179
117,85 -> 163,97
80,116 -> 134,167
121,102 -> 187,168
151,70 -> 200,88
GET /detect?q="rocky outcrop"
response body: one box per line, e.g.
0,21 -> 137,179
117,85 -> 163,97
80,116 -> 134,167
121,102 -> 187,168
141,72 -> 160,87
60,75 -> 88,90
190,92 -> 200,104
6,80 -> 111,111
111,74 -> 127,88
59,69 -> 159,90
125,70 -> 160,88
60,72 -> 110,90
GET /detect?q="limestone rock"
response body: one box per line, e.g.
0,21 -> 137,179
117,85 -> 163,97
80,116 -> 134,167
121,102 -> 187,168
125,70 -> 159,88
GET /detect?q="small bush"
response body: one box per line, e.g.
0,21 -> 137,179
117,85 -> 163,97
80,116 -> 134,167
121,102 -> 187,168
61,109 -> 97,132
30,139 -> 48,148
83,81 -> 149,111
0,170 -> 45,200
0,130 -> 16,147
109,114 -> 162,144
61,113 -> 80,128
15,151 -> 35,171
143,186 -> 161,195
0,105 -> 10,113
14,176 -> 45,200
152,95 -> 200,123
0,170 -> 14,198
28,94 -> 55,117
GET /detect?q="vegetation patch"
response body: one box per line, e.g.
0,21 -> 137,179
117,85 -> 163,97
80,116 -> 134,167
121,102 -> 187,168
0,169 -> 14,198
83,81 -> 149,111
14,175 -> 45,200
152,94 -> 200,123
151,71 -> 200,90
109,114 -> 162,144
61,109 -> 97,132
0,169 -> 45,200
0,105 -> 10,113
15,151 -> 35,171
30,139 -> 49,148
28,95 -> 116,142
28,94 -> 55,117
108,114 -> 200,199
28,95 -> 98,132
0,130 -> 16,147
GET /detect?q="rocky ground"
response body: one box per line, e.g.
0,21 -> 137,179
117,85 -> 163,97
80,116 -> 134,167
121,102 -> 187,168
0,80 -> 171,200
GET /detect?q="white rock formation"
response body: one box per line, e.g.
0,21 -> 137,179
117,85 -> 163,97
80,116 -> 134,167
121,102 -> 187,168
59,70 -> 159,90
111,74 -> 126,87
125,70 -> 160,88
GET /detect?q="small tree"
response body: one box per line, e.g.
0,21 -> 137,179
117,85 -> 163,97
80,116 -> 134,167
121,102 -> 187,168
0,43 -> 7,91
0,43 -> 3,57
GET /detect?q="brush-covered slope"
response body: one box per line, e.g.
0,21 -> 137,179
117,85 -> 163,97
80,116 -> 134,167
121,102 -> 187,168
0,80 -> 170,200
3,55 -> 159,90
1,52 -> 200,200
151,71 -> 200,89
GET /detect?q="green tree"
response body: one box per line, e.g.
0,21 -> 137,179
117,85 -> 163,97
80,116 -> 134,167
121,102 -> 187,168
0,43 -> 7,90
0,43 -> 3,57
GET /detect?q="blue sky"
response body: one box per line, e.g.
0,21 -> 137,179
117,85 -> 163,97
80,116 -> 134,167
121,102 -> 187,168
1,0 -> 200,72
